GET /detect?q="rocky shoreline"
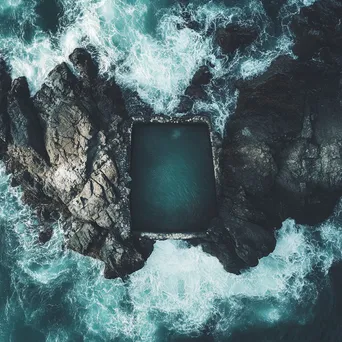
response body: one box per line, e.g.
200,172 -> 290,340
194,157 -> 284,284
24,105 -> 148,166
0,0 -> 341,278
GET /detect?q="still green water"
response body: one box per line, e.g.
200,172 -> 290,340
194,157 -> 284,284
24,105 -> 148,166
131,123 -> 217,233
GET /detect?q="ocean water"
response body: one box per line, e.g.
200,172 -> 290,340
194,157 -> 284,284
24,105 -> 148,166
2,0 -> 342,341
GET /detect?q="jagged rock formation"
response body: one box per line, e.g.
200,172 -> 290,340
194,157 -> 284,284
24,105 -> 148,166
0,49 -> 154,278
215,24 -> 258,55
204,0 -> 342,270
0,0 -> 341,278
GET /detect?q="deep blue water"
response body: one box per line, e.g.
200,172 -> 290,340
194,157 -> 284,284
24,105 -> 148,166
2,0 -> 342,341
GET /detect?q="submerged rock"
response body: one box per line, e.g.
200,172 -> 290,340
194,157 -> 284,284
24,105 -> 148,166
38,227 -> 53,244
215,24 -> 258,55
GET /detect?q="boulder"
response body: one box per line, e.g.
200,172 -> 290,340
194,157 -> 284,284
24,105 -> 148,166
177,65 -> 213,113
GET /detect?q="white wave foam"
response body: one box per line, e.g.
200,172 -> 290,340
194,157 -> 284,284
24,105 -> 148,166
0,0 -> 312,133
0,0 -> 24,10
240,34 -> 294,79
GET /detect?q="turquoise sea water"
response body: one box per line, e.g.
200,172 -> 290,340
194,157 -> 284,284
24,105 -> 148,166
2,0 -> 342,341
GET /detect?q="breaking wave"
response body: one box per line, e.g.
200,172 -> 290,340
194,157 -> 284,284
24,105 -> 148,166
0,0 -> 314,132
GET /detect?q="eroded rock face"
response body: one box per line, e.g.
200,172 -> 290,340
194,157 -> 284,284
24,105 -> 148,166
1,50 -> 154,278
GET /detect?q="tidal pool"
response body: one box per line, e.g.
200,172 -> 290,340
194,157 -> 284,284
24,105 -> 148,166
130,122 -> 217,234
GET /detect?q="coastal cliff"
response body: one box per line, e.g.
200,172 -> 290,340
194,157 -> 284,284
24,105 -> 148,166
0,0 -> 341,278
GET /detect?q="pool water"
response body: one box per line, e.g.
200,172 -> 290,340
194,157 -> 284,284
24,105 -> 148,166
130,122 -> 217,234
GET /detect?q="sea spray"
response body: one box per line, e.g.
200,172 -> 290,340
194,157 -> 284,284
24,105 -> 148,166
0,0 -> 316,133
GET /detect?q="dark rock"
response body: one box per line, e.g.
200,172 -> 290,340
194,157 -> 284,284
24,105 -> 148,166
207,0 -> 342,268
0,58 -> 11,150
121,88 -> 154,118
215,24 -> 258,55
177,95 -> 194,113
261,0 -> 287,22
37,206 -> 60,223
69,48 -> 98,81
177,65 -> 213,113
7,77 -> 49,161
184,84 -> 207,100
227,56 -> 306,148
215,37 -> 342,268
291,0 -> 342,64
38,227 -> 53,244
191,65 -> 212,87
10,177 -> 20,187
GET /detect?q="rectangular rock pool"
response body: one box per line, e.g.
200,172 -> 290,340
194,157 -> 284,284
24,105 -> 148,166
130,121 -> 217,235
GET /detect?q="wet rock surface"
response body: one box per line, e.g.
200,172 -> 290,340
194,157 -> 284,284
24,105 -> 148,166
213,0 -> 342,270
0,49 -> 154,278
0,0 -> 342,277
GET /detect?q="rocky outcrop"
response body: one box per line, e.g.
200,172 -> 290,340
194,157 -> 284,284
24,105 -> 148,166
192,0 -> 342,272
0,0 -> 341,278
212,11 -> 342,269
1,49 -> 154,278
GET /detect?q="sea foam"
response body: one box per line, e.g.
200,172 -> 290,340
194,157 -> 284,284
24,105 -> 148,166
0,0 -> 315,133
